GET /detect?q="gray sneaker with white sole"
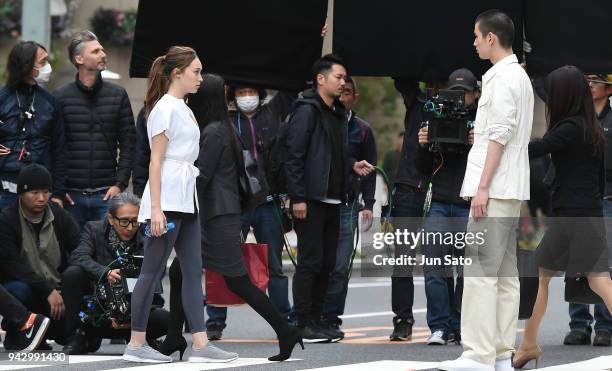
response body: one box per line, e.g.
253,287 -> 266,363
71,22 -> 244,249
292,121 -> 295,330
122,344 -> 172,363
188,344 -> 239,363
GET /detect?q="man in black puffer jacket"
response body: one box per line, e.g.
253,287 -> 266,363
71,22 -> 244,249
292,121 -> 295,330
53,30 -> 135,228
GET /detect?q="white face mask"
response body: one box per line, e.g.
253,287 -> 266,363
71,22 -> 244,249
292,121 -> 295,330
34,63 -> 52,84
236,95 -> 260,113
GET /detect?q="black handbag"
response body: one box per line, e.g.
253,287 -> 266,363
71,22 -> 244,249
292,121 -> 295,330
564,275 -> 604,304
230,126 -> 267,211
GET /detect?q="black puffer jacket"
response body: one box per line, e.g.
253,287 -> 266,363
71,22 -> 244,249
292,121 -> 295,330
0,83 -> 66,197
53,74 -> 135,191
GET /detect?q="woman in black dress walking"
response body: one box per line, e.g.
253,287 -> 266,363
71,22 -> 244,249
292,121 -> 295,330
192,74 -> 302,362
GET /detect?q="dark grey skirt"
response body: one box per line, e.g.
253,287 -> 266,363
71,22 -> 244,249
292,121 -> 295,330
201,213 -> 247,277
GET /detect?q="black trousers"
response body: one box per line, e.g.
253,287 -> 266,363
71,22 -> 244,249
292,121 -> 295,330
292,201 -> 340,325
0,283 -> 30,330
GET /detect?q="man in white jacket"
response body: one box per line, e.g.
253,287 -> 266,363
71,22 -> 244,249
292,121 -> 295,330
438,9 -> 534,371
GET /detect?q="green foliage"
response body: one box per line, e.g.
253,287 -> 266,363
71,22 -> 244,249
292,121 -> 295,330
353,77 -> 405,161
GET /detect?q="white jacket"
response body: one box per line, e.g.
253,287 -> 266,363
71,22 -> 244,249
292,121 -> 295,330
460,54 -> 534,201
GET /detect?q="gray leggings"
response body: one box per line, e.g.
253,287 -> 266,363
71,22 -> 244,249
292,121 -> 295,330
131,213 -> 204,332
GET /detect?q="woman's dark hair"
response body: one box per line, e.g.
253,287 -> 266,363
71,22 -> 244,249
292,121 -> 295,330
5,41 -> 46,89
188,74 -> 242,164
545,65 -> 605,153
145,46 -> 197,118
226,85 -> 267,104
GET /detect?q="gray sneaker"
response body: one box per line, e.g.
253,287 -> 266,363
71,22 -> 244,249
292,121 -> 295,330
122,344 -> 172,363
188,343 -> 238,363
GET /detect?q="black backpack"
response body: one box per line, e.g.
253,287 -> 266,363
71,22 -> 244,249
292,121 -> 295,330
263,100 -> 321,196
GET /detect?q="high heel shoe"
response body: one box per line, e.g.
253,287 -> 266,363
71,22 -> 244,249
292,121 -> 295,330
512,345 -> 543,369
269,327 -> 304,362
157,336 -> 188,361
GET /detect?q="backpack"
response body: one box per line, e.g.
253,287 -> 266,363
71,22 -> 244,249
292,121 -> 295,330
263,100 -> 321,196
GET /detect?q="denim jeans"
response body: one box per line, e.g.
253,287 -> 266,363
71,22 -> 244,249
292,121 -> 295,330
0,192 -> 18,212
422,201 -> 469,334
390,187 -> 425,323
567,199 -> 612,334
64,190 -> 109,229
206,200 -> 293,327
322,202 -> 360,325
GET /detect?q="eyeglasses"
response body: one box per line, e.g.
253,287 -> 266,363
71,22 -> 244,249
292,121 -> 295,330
113,216 -> 139,228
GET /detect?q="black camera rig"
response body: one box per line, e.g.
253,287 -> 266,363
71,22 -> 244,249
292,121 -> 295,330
422,89 -> 474,153
80,251 -> 144,326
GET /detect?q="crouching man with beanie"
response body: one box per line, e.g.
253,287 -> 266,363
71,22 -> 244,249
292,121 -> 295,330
0,164 -> 80,349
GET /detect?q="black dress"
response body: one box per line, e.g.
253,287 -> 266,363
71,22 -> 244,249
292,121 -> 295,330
196,120 -> 247,277
528,116 -> 608,274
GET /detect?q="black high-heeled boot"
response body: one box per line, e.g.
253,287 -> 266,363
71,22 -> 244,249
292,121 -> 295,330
268,327 -> 304,362
157,336 -> 188,360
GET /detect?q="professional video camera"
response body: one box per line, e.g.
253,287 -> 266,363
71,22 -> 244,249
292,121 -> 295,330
80,251 -> 144,326
421,89 -> 474,153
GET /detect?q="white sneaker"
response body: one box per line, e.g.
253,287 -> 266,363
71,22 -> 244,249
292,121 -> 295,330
437,356 -> 494,371
494,357 -> 513,371
427,330 -> 446,345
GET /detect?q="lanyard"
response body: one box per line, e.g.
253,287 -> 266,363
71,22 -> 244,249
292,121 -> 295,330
236,112 -> 258,160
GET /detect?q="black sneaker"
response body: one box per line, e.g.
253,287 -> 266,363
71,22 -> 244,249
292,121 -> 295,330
593,331 -> 611,346
4,313 -> 51,352
563,329 -> 591,345
62,331 -> 88,355
389,318 -> 413,341
37,341 -> 52,351
298,324 -> 331,343
446,331 -> 461,345
318,322 -> 344,343
87,337 -> 103,353
206,323 -> 227,341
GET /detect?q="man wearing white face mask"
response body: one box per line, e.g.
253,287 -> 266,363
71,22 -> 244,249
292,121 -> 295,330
0,41 -> 66,211
204,85 -> 298,340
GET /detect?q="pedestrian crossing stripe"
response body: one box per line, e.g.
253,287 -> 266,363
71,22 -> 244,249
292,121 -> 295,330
298,356 -> 612,371
0,355 -> 122,370
99,357 -> 299,370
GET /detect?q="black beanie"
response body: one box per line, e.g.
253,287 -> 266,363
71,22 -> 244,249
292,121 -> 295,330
17,164 -> 52,194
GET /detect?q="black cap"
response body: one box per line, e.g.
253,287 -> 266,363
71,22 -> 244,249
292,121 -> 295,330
17,164 -> 52,194
447,68 -> 479,91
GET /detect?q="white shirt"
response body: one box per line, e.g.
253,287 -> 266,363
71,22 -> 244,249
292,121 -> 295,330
460,54 -> 534,201
138,94 -> 201,222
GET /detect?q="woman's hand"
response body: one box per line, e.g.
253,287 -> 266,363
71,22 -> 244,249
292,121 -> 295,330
150,206 -> 167,237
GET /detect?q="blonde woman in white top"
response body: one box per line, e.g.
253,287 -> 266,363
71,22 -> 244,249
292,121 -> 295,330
122,46 -> 237,364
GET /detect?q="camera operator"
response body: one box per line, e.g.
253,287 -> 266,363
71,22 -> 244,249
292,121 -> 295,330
0,41 -> 66,210
416,68 -> 478,345
64,192 -> 168,354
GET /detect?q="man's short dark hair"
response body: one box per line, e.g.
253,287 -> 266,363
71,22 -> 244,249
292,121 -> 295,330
311,54 -> 346,86
345,76 -> 358,94
68,30 -> 98,68
475,9 -> 514,49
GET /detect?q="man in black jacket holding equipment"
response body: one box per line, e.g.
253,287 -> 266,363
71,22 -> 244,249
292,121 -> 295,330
285,54 -> 374,342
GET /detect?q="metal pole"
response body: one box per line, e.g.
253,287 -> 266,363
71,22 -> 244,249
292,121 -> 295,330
21,0 -> 51,48
322,0 -> 333,55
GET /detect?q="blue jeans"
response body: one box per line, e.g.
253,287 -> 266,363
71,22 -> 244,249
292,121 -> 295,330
3,281 -> 34,308
390,187 -> 426,322
322,202 -> 360,325
206,201 -> 293,327
0,192 -> 18,212
64,190 -> 109,229
422,202 -> 469,334
567,199 -> 612,334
